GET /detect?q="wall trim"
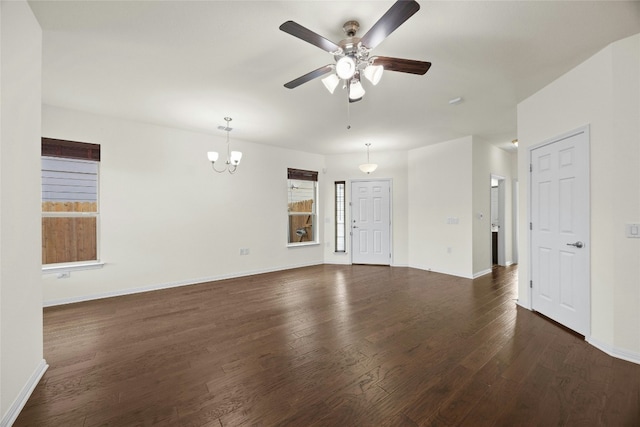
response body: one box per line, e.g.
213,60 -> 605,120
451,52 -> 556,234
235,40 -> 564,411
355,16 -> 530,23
588,337 -> 640,365
408,264 -> 473,279
43,262 -> 322,307
1,359 -> 48,427
472,268 -> 492,279
516,305 -> 640,366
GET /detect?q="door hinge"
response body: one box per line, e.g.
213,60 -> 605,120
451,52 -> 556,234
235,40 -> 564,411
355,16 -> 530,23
530,280 -> 533,289
530,164 -> 533,172
530,222 -> 532,230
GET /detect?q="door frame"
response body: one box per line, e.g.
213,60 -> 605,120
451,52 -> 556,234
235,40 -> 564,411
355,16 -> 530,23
349,178 -> 393,265
528,125 -> 591,338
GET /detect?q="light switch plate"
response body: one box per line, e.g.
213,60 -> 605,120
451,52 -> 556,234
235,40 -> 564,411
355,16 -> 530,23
626,223 -> 640,238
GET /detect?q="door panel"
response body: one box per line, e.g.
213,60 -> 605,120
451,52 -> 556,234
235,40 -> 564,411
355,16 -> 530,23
531,127 -> 590,336
351,180 -> 391,265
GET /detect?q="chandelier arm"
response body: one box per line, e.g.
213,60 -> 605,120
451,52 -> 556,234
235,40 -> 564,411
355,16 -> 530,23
211,162 -> 229,173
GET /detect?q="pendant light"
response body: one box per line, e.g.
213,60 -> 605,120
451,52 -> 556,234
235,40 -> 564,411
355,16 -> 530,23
359,143 -> 378,174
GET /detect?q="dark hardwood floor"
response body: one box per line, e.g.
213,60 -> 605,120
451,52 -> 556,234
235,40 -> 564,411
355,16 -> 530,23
15,264 -> 640,426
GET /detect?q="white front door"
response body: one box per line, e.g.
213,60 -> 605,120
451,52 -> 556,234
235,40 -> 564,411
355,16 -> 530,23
530,126 -> 590,336
351,180 -> 391,265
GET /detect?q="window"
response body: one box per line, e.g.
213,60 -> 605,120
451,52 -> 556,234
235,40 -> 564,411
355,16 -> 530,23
335,181 -> 346,252
42,138 -> 100,267
287,168 -> 318,245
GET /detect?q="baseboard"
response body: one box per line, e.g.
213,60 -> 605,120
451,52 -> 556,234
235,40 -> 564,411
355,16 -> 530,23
1,359 -> 48,427
43,262 -> 322,307
587,337 -> 640,365
472,268 -> 492,279
408,264 -> 473,279
515,306 -> 640,366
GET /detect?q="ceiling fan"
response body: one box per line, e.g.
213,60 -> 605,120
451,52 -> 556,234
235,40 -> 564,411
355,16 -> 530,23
279,0 -> 431,102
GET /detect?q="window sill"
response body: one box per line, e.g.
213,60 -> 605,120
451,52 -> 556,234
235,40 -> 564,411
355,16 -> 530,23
42,261 -> 104,275
287,242 -> 320,248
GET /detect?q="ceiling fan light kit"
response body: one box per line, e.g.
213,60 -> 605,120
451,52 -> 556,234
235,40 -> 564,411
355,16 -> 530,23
279,0 -> 431,103
207,117 -> 242,174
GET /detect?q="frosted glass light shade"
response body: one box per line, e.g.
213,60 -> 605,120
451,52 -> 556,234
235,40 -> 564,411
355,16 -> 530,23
359,163 -> 378,174
363,65 -> 383,85
336,56 -> 356,79
207,151 -> 219,162
230,151 -> 243,165
321,74 -> 340,94
349,80 -> 365,100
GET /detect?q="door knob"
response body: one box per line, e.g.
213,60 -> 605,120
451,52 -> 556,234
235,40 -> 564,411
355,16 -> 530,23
566,241 -> 584,248
353,225 -> 358,229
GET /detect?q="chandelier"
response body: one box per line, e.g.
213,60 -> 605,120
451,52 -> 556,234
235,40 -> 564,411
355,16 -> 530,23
207,117 -> 242,174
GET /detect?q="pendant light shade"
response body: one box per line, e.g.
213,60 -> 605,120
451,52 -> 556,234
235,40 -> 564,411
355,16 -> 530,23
230,151 -> 242,165
359,163 -> 378,174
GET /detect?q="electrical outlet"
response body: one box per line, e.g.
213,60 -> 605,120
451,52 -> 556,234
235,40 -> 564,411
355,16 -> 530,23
626,224 -> 640,238
239,248 -> 250,255
57,272 -> 70,279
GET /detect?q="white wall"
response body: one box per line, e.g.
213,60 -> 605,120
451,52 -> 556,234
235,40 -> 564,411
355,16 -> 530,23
42,105 -> 326,304
322,150 -> 409,266
1,0 -> 46,423
517,33 -> 640,361
472,138 -> 514,275
407,136 -> 474,278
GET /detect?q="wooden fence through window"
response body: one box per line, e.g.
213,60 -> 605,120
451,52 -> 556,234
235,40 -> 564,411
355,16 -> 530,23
42,201 -> 97,264
288,199 -> 314,243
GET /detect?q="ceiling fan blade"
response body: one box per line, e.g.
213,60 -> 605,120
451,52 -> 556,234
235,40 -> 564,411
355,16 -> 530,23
371,56 -> 431,75
284,65 -> 334,89
359,0 -> 420,50
279,21 -> 341,53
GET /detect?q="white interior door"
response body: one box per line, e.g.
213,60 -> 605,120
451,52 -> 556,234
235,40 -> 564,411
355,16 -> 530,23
530,127 -> 590,336
351,180 -> 391,265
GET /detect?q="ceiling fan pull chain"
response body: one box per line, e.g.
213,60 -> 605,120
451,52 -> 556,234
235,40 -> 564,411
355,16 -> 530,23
346,92 -> 351,130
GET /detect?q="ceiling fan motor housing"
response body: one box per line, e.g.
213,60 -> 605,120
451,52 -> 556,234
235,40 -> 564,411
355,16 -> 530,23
342,20 -> 360,37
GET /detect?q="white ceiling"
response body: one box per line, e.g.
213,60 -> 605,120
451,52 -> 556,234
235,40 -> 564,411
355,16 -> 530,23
29,1 -> 640,155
